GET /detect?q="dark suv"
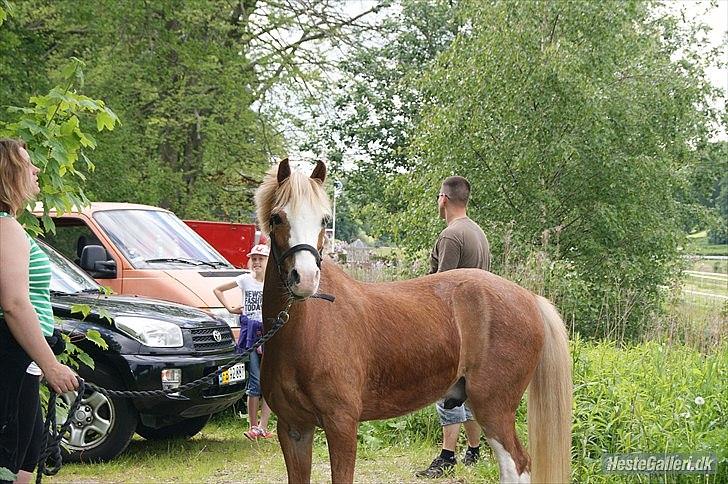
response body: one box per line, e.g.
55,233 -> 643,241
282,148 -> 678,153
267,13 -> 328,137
40,239 -> 246,462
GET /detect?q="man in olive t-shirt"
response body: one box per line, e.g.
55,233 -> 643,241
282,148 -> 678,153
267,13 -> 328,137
416,176 -> 490,479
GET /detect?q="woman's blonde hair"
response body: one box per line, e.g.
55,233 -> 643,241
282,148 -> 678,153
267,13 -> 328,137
0,138 -> 34,215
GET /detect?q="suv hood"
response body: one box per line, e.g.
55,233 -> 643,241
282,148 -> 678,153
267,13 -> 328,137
51,292 -> 224,329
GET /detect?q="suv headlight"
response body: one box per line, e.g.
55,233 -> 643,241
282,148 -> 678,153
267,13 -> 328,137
115,317 -> 184,348
210,308 -> 240,328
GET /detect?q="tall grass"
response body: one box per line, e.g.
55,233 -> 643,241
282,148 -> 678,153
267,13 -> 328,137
345,339 -> 727,482
570,338 -> 727,482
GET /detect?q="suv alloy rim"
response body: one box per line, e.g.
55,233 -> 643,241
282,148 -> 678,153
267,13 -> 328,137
60,389 -> 114,450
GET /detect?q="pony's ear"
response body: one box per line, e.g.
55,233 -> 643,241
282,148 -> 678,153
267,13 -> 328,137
277,158 -> 291,185
310,160 -> 326,184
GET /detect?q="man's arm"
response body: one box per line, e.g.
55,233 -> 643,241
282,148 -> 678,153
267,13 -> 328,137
436,236 -> 462,273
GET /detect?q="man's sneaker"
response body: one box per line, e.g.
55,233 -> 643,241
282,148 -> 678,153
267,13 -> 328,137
415,456 -> 456,478
463,448 -> 480,466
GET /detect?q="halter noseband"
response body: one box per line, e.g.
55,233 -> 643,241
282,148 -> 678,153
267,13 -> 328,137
271,241 -> 322,274
277,243 -> 323,270
269,238 -> 335,303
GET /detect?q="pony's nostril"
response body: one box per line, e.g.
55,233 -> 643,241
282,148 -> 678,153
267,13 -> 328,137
290,269 -> 301,285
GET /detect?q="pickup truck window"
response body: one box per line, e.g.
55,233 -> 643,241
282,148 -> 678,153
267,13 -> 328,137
93,209 -> 231,269
37,239 -> 102,294
40,220 -> 104,265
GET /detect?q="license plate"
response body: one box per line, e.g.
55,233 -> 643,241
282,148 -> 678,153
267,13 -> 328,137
219,363 -> 245,386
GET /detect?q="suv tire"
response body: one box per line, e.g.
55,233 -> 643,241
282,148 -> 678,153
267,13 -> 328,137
59,363 -> 138,462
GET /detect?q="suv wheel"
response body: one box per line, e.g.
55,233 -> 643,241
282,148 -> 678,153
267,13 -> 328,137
136,414 -> 211,440
58,363 -> 138,462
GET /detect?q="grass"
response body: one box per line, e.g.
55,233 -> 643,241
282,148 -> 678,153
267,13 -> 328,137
684,231 -> 728,257
45,339 -> 727,484
688,258 -> 728,274
49,418 -> 499,483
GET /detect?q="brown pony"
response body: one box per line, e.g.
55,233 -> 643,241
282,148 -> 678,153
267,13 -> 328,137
255,160 -> 572,483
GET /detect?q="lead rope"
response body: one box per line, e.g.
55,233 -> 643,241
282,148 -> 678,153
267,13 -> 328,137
36,301 -> 295,484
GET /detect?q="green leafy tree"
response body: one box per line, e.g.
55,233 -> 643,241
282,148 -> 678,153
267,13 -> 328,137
0,14 -> 116,470
321,0 -> 460,244
0,57 -> 120,232
2,0 -> 384,222
709,174 -> 728,244
329,0 -> 725,338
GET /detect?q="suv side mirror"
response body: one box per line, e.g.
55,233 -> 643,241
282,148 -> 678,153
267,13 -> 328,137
80,245 -> 117,278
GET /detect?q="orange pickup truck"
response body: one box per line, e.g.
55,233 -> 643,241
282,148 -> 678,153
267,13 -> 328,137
35,203 -> 246,332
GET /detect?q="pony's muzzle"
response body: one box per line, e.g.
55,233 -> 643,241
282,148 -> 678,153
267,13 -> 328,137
287,266 -> 320,298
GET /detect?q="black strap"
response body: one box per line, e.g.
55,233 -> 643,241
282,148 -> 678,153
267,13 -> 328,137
311,292 -> 336,302
269,238 -> 335,303
278,243 -> 323,268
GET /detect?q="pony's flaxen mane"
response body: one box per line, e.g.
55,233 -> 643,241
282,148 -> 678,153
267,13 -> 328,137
255,162 -> 332,235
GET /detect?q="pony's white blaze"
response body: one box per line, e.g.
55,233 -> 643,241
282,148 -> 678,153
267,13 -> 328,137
285,202 -> 323,297
487,438 -> 531,484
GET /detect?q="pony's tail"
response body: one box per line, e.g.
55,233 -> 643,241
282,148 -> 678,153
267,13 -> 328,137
528,295 -> 572,483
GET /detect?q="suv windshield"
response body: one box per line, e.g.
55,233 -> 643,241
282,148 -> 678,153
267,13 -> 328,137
37,239 -> 102,294
93,209 -> 232,269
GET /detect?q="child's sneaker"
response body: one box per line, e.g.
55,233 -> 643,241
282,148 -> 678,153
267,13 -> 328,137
244,426 -> 265,440
257,427 -> 275,439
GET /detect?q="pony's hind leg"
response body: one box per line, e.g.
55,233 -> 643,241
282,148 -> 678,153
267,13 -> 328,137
472,404 -> 531,483
277,419 -> 315,483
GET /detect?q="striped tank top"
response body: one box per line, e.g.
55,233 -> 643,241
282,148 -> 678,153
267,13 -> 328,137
0,211 -> 54,336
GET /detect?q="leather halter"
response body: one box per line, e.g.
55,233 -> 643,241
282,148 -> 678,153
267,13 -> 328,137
269,237 -> 335,303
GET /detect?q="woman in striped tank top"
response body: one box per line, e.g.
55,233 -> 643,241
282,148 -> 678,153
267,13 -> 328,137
0,139 -> 79,483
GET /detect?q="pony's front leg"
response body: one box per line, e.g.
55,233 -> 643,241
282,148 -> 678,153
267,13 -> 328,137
322,416 -> 359,483
277,419 -> 315,483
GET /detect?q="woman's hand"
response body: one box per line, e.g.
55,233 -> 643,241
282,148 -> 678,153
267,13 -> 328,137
230,305 -> 243,314
43,362 -> 80,394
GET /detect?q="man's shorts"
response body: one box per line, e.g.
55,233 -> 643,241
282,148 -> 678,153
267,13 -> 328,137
436,398 -> 474,426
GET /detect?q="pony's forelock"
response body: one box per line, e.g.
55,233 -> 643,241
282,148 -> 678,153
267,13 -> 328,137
255,162 -> 332,235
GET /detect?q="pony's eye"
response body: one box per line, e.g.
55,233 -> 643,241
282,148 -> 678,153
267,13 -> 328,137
271,213 -> 283,226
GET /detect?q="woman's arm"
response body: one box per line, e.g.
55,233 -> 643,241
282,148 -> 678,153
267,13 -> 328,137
0,219 -> 78,394
213,280 -> 242,314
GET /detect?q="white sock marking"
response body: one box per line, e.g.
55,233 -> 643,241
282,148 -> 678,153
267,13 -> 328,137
486,437 -> 530,483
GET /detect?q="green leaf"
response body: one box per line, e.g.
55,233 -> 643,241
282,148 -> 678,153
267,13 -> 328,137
70,304 -> 91,319
60,62 -> 78,81
85,329 -> 108,350
77,352 -> 95,369
60,115 -> 80,136
95,108 -> 117,131
97,308 -> 113,323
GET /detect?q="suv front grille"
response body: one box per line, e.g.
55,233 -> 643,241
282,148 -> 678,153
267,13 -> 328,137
190,325 -> 234,352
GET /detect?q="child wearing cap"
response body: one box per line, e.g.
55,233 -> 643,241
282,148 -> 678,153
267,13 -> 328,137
213,243 -> 274,440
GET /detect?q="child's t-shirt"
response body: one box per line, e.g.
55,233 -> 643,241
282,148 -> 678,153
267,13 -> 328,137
234,273 -> 264,351
234,273 -> 263,323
